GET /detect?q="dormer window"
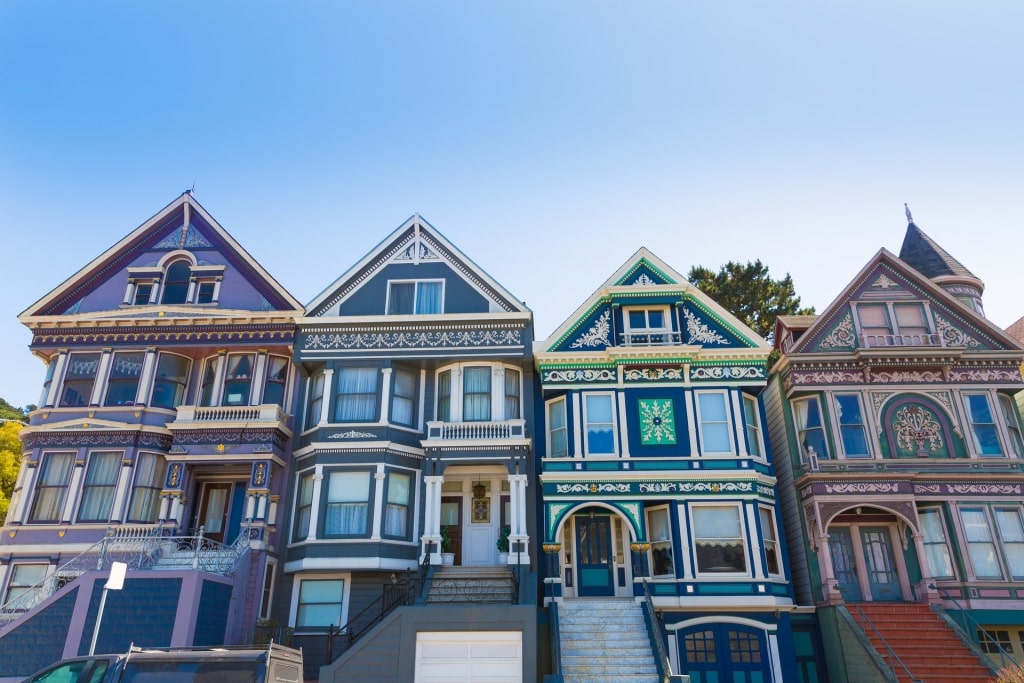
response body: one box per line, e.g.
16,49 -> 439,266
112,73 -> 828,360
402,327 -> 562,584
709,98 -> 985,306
387,280 -> 443,314
621,306 -> 676,345
124,256 -> 224,307
162,260 -> 192,304
854,302 -> 935,347
133,282 -> 154,305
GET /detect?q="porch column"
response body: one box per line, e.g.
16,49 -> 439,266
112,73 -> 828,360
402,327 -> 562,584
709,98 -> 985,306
818,532 -> 842,602
912,531 -> 940,602
509,473 -> 530,564
423,475 -> 443,564
543,543 -> 563,605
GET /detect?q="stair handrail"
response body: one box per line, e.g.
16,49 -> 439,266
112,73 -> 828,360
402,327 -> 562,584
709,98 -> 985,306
842,603 -> 923,683
543,600 -> 563,683
641,579 -> 684,683
928,583 -> 1018,672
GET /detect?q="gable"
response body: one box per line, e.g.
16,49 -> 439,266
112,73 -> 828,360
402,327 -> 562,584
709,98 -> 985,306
306,215 -> 528,318
611,258 -> 679,287
21,194 -> 302,319
796,253 -> 1017,354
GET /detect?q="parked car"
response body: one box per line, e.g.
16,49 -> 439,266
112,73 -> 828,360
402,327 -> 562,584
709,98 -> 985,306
21,643 -> 303,683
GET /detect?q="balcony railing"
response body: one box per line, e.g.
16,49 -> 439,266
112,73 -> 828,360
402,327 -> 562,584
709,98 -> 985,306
861,333 -> 943,348
173,404 -> 286,424
618,331 -> 682,347
425,419 -> 527,441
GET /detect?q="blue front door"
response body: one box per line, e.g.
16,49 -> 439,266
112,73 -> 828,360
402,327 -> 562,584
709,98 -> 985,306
679,623 -> 771,683
861,526 -> 901,601
829,527 -> 862,601
575,514 -> 614,597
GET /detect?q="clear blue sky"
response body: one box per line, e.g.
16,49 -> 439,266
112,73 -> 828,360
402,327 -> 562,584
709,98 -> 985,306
2,1 -> 1022,409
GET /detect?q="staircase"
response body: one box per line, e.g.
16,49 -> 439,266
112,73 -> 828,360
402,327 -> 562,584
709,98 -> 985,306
558,599 -> 659,683
426,565 -> 516,604
849,603 -> 993,682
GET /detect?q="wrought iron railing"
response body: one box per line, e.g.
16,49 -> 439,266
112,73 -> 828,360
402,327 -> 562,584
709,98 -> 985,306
842,603 -> 923,683
929,583 -> 1017,672
0,524 -> 252,627
641,579 -> 677,683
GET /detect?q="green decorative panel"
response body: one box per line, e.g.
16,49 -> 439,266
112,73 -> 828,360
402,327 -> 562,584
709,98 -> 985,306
639,398 -> 677,445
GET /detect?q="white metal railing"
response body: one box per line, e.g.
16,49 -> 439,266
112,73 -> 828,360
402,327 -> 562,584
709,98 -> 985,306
425,419 -> 527,441
618,331 -> 682,346
174,404 -> 285,423
0,524 -> 251,628
861,333 -> 942,348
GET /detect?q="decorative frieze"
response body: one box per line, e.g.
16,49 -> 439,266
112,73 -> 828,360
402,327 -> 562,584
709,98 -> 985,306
548,480 -> 756,496
569,310 -> 611,349
32,326 -> 295,348
542,368 -> 616,383
914,483 -> 1023,496
788,364 -> 1022,386
790,369 -> 865,385
303,327 -> 522,351
691,365 -> 764,380
22,430 -> 173,450
948,367 -> 1022,383
623,367 -> 686,382
822,482 -> 900,494
327,430 -> 378,439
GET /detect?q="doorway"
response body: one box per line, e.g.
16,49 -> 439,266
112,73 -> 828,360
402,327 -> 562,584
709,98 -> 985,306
574,513 -> 614,597
828,523 -> 904,602
440,497 -> 463,566
194,481 -> 245,544
678,623 -> 773,683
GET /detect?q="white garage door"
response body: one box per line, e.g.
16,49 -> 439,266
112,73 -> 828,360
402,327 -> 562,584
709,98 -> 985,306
415,631 -> 522,683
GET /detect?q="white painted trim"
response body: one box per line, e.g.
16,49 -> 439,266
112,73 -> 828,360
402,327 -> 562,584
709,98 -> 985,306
288,572 -> 352,632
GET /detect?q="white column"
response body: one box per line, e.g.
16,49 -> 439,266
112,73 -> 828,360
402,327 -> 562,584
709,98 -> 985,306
90,350 -> 113,406
9,463 -> 37,523
110,458 -> 134,522
423,475 -> 444,564
135,348 -> 158,406
371,465 -> 386,540
318,369 -> 334,425
252,353 -> 268,405
510,473 -> 530,564
379,367 -> 393,425
617,392 -> 631,457
684,392 -> 699,456
732,390 -> 748,456
307,465 -> 325,541
451,367 -> 464,421
61,459 -> 85,523
492,367 -> 505,421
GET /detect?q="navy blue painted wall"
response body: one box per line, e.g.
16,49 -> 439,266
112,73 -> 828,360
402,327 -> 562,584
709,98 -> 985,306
622,387 -> 692,457
193,580 -> 232,646
77,577 -> 182,655
337,263 -> 491,315
0,588 -> 77,677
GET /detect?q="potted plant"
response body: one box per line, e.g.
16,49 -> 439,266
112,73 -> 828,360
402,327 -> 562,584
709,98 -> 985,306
440,526 -> 455,566
496,525 -> 511,565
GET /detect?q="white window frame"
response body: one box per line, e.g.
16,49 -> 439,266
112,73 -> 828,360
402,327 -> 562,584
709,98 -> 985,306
28,452 -> 76,523
695,390 -> 734,455
434,362 -> 524,423
646,505 -> 675,578
741,394 -> 764,458
383,470 -> 412,539
260,559 -> 277,621
294,471 -> 315,541
305,373 -> 325,431
323,469 -> 372,537
852,300 -> 935,347
622,305 -> 673,345
76,450 -> 122,523
151,352 -> 191,410
126,452 -> 166,523
2,562 -> 50,608
998,395 -> 1024,458
385,279 -> 445,315
582,391 -> 618,457
959,506 -> 1006,580
289,573 -> 352,633
793,396 -> 829,462
58,352 -> 102,408
919,507 -> 955,580
759,505 -> 782,578
833,393 -> 871,459
690,503 -> 749,577
964,392 -> 1004,457
546,396 -> 569,458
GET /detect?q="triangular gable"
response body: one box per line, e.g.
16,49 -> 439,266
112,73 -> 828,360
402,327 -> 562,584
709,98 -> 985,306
541,248 -> 769,353
305,214 -> 530,317
20,193 -> 302,318
794,249 -> 1022,354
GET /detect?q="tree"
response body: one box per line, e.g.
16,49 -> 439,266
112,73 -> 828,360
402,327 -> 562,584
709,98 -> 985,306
0,397 -> 28,422
0,421 -> 22,523
688,260 -> 815,369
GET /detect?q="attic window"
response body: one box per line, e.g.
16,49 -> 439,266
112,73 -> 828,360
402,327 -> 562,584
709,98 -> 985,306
387,280 -> 443,314
161,260 -> 191,304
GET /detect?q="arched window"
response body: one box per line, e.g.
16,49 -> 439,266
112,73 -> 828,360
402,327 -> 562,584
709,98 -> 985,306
161,260 -> 191,304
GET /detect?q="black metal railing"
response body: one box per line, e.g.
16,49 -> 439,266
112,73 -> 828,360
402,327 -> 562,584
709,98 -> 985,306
843,603 -> 923,683
641,579 -> 675,683
929,583 -> 1018,672
543,600 -> 563,683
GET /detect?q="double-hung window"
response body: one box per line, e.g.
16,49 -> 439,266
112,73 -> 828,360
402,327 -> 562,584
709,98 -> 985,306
835,394 -> 870,458
222,353 -> 255,406
999,395 -> 1024,457
151,353 -> 190,409
295,473 -> 314,540
391,369 -> 417,426
463,367 -> 492,421
78,451 -> 121,522
386,280 -> 443,314
437,370 -> 452,421
60,353 -> 100,407
692,505 -> 747,574
306,373 -> 325,430
335,368 -> 378,422
919,508 -> 955,579
994,508 -> 1024,580
547,397 -> 568,458
2,563 -> 48,608
324,471 -> 370,536
856,301 -> 932,347
583,393 -> 616,456
127,453 -> 166,523
384,471 -> 411,537
759,506 -> 781,576
623,307 -> 671,345
742,394 -> 763,457
504,369 -> 521,419
696,392 -> 732,454
961,508 -> 1003,579
295,578 -> 345,630
104,351 -> 145,406
435,364 -> 523,423
794,396 -> 829,461
263,356 -> 289,406
647,506 -> 675,577
29,453 -> 75,522
966,393 -> 1003,456
161,260 -> 191,304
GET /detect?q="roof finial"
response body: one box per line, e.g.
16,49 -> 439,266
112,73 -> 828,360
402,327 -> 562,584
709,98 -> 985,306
904,202 -> 914,224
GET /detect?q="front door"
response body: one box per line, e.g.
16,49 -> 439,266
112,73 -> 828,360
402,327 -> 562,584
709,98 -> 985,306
679,623 -> 771,683
575,514 -> 614,597
197,482 -> 231,544
829,527 -> 862,601
861,526 -> 901,601
440,497 -> 463,566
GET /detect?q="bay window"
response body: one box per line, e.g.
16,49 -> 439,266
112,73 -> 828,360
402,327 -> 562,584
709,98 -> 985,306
305,373 -> 325,430
504,369 -> 521,419
547,397 -> 568,457
262,356 -> 290,406
324,470 -> 370,536
647,506 -> 675,577
103,351 -> 144,406
696,391 -> 732,454
692,505 -> 747,574
78,451 -> 121,522
222,354 -> 255,406
384,471 -> 411,537
961,508 -> 1003,579
999,395 -> 1024,457
127,453 -> 166,523
583,393 -> 616,456
919,507 -> 954,579
151,353 -> 190,409
391,369 -> 417,426
295,473 -> 314,540
742,394 -> 763,457
335,367 -> 378,422
60,353 -> 100,407
759,506 -> 781,576
28,452 -> 75,522
434,364 -> 524,423
463,367 -> 492,421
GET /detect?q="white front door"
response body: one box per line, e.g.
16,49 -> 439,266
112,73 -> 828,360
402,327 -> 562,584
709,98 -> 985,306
415,631 -> 522,683
465,494 -> 496,565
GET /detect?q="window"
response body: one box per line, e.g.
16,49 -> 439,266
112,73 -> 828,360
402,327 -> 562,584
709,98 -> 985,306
919,508 -> 954,579
391,369 -> 417,426
961,508 -> 1003,579
305,374 -> 325,430
437,370 -> 452,421
222,354 -> 255,406
60,353 -> 100,407
78,452 -> 121,522
794,397 -> 829,460
623,307 -> 673,345
133,282 -> 154,305
835,394 -> 870,458
583,393 -> 616,456
151,353 -> 190,410
103,351 -> 144,406
967,394 -> 1003,456
995,508 -> 1024,580
742,395 -> 763,457
463,367 -> 492,421
263,356 -> 289,407
161,260 -> 191,304
647,507 -> 674,577
127,453 -> 166,523
759,506 -> 781,576
999,395 -> 1024,457
384,471 -> 411,537
295,578 -> 344,629
692,505 -> 747,574
2,563 -> 48,608
504,369 -> 521,420
29,453 -> 74,522
324,471 -> 370,536
697,392 -> 732,454
547,397 -> 568,458
386,280 -> 443,314
260,560 -> 277,620
335,368 -> 378,422
295,473 -> 314,540
196,281 -> 216,304
978,629 -> 1012,655
856,301 -> 932,346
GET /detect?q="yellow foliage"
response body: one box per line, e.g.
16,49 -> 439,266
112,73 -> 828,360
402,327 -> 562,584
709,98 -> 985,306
994,665 -> 1024,683
0,421 -> 24,523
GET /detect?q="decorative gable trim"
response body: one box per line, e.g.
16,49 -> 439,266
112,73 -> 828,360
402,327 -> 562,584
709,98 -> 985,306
613,258 -> 678,287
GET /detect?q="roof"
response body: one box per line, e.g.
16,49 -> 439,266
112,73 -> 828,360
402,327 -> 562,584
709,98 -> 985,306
777,314 -> 818,330
898,222 -> 979,281
1007,316 -> 1024,344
